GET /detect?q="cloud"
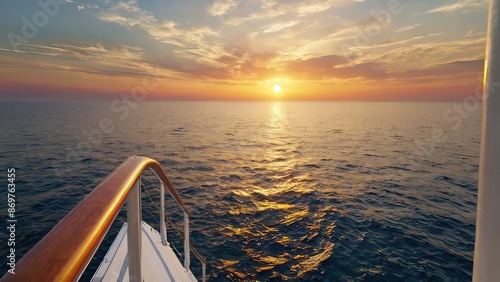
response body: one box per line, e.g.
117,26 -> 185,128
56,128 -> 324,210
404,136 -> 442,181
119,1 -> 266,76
276,32 -> 486,83
280,54 -> 483,84
207,0 -> 237,16
263,21 -> 301,33
87,0 -> 227,67
9,43 -> 141,61
142,44 -> 281,81
78,0 -> 394,74
262,0 -> 340,17
96,0 -> 156,27
145,21 -> 223,66
226,0 -> 353,25
427,0 -> 488,13
0,43 -> 159,79
465,29 -> 485,37
395,24 -> 422,33
284,54 -> 388,80
396,59 -> 483,79
392,37 -> 483,64
0,44 -> 66,57
213,47 -> 279,79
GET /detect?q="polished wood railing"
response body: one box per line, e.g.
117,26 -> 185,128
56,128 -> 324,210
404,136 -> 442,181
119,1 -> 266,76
0,156 -> 206,282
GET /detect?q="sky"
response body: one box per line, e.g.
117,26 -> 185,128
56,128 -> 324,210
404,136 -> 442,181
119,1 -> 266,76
0,0 -> 490,101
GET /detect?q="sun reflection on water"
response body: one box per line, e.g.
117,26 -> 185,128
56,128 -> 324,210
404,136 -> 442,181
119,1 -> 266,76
214,102 -> 337,280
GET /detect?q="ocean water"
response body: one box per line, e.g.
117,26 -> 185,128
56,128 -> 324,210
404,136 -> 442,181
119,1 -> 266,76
0,101 -> 480,281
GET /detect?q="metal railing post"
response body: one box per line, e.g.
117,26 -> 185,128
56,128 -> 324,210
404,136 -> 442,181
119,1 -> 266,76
202,261 -> 206,282
184,213 -> 190,270
127,178 -> 142,282
160,182 -> 167,245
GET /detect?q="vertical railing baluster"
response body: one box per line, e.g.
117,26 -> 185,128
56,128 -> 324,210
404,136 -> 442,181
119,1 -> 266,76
160,182 -> 167,246
127,177 -> 142,282
202,261 -> 206,282
184,213 -> 190,270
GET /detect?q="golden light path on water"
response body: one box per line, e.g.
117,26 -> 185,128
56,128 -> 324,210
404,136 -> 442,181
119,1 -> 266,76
218,102 -> 336,279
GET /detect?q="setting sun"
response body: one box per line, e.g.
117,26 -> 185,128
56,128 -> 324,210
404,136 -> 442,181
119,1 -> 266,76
273,85 -> 282,92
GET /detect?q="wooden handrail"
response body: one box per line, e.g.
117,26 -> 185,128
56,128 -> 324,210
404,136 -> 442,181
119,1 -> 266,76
0,156 -> 190,282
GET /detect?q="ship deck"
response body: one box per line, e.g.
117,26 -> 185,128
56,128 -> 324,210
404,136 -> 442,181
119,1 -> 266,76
91,222 -> 198,282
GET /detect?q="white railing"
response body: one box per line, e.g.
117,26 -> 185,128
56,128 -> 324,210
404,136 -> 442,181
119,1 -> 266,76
127,174 -> 206,282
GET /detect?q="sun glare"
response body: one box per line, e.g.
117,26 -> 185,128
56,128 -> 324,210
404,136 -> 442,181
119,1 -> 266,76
273,85 -> 282,92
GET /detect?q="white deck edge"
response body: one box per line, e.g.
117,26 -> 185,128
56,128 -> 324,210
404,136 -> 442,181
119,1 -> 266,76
90,222 -> 198,282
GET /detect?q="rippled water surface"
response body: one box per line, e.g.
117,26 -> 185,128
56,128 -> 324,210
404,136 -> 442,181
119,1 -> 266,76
0,102 -> 480,281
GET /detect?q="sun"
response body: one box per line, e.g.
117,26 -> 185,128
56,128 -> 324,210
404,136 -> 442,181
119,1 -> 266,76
273,84 -> 282,92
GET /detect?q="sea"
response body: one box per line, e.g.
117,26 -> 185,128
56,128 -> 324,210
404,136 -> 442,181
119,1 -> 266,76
0,101 -> 480,281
